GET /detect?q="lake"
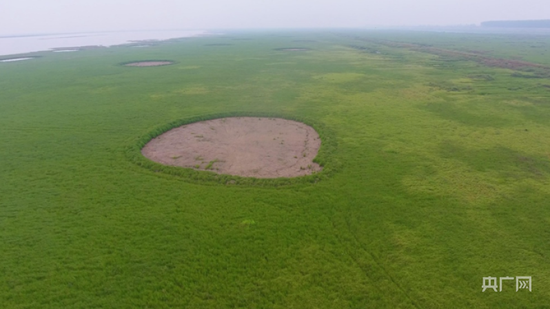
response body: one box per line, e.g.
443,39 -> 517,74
0,30 -> 207,57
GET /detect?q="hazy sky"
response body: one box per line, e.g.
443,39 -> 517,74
1,0 -> 548,35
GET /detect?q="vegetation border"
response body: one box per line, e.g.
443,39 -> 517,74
125,111 -> 339,187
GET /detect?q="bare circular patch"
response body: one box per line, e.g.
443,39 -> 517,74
142,117 -> 322,178
124,61 -> 174,67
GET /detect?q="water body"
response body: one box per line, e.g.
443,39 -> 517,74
0,30 -> 207,56
0,57 -> 33,62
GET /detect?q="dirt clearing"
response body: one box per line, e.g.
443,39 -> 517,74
142,117 -> 322,178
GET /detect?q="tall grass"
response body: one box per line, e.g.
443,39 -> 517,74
0,30 -> 549,308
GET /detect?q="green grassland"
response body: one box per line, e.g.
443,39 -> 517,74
345,29 -> 550,66
1,30 -> 550,308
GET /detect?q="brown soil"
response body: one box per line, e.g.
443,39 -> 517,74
142,117 -> 322,178
125,61 -> 173,67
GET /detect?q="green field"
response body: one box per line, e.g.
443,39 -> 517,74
1,30 -> 550,308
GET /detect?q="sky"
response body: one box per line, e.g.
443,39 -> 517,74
0,0 -> 548,35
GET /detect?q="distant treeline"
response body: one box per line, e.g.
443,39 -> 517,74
481,20 -> 550,28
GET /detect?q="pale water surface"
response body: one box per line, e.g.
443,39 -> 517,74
0,57 -> 33,62
0,30 -> 207,56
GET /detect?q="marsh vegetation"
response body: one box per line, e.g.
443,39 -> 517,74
1,30 -> 549,308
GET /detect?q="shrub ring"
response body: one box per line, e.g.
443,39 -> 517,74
126,111 -> 340,187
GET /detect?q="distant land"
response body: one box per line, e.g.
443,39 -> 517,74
481,20 -> 550,28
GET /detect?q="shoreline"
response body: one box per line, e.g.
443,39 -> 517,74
0,30 -> 209,57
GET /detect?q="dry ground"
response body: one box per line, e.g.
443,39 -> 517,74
142,117 -> 322,178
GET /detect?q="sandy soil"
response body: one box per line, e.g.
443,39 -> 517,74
142,117 -> 322,178
125,61 -> 173,67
